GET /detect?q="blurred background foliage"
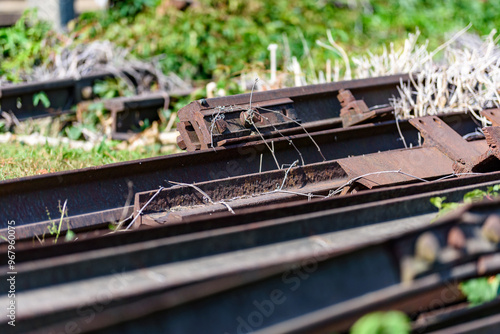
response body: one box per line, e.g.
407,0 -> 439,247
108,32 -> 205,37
3,0 -> 500,84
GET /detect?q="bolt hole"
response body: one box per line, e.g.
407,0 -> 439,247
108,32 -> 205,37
418,119 -> 424,124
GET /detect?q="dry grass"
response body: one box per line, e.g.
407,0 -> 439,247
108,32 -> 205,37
246,27 -> 500,122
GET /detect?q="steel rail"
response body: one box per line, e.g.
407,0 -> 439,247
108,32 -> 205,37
177,74 -> 408,150
5,168 -> 500,262
413,294 -> 500,333
4,172 -> 500,294
0,112 -> 479,233
6,200 -> 499,333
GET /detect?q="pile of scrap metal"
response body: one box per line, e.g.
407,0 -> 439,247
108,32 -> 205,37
1,74 -> 500,333
0,71 -> 191,140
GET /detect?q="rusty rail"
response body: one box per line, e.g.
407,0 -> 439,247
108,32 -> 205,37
177,74 -> 408,150
0,110 -> 481,236
4,198 -> 499,333
1,78 -> 499,333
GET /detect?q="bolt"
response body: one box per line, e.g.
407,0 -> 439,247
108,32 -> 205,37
215,119 -> 228,133
415,232 -> 440,263
438,246 -> 462,264
81,86 -> 93,100
482,214 -> 500,243
240,110 -> 261,128
466,237 -> 495,255
447,227 -> 466,249
400,256 -> 430,283
199,98 -> 209,107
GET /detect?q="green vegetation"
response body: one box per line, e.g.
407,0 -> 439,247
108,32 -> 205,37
0,140 -> 168,180
33,91 -> 51,108
0,10 -> 56,82
46,199 -> 67,243
2,1 -> 500,178
460,275 -> 500,306
4,1 -> 500,83
430,185 -> 500,220
350,310 -> 410,334
69,0 -> 500,81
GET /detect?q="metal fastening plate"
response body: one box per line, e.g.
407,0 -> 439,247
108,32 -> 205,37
409,116 -> 483,166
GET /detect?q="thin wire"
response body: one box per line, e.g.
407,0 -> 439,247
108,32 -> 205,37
167,180 -> 235,214
394,114 -> 408,149
278,160 -> 299,190
276,189 -> 326,199
168,180 -> 214,203
434,172 -> 483,181
249,78 -> 258,111
257,106 -> 326,161
126,186 -> 164,230
254,110 -> 305,166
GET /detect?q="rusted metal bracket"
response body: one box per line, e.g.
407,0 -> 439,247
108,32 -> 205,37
176,74 -> 409,151
409,116 -> 487,174
338,89 -> 372,127
177,97 -> 298,150
0,72 -> 114,121
103,93 -> 168,140
337,147 -> 454,189
464,126 -> 500,173
481,108 -> 500,126
133,160 -> 348,227
337,89 -> 394,127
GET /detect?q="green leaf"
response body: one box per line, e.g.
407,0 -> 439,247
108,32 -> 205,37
33,91 -> 50,108
65,126 -> 83,141
64,229 -> 76,241
351,311 -> 410,334
430,196 -> 445,210
463,189 -> 486,203
460,275 -> 500,306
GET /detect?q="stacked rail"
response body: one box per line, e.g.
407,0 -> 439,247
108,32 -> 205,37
1,74 -> 500,333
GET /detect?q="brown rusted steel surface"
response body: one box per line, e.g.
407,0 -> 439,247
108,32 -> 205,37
413,288 -> 500,333
177,74 -> 409,150
409,115 -> 490,174
10,199 -> 500,334
481,108 -> 500,126
215,118 -> 343,147
0,109 -> 433,231
133,160 -> 348,227
4,76 -> 500,334
0,111 -> 488,238
7,168 -> 500,260
0,206 -> 133,240
409,115 -> 483,162
177,97 -> 299,150
337,89 -> 393,127
104,93 -> 168,140
337,147 -> 454,189
465,126 -> 500,173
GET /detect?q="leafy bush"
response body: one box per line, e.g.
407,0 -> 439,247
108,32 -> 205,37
460,275 -> 500,306
108,0 -> 161,20
350,311 -> 410,334
0,10 -> 57,82
430,185 -> 500,220
70,0 -> 500,82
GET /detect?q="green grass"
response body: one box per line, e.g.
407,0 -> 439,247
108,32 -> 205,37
2,0 -> 500,179
0,141 -> 171,180
4,1 -> 500,83
70,0 -> 500,82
